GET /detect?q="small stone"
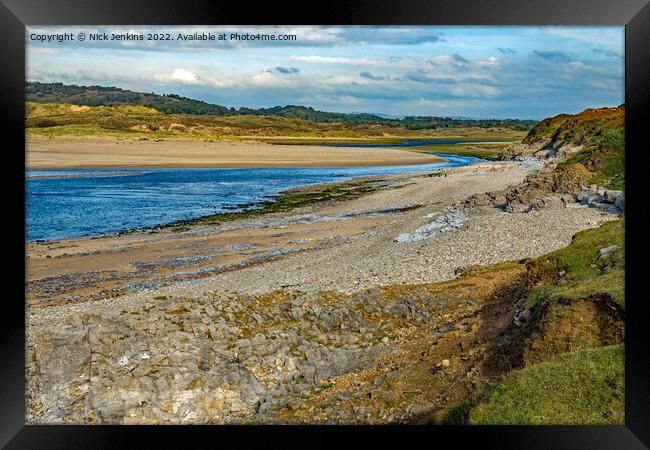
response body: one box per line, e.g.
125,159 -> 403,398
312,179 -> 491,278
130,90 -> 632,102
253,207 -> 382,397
98,400 -> 124,418
598,245 -> 619,259
381,392 -> 397,405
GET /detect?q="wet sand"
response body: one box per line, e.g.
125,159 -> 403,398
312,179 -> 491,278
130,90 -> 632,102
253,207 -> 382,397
26,136 -> 444,169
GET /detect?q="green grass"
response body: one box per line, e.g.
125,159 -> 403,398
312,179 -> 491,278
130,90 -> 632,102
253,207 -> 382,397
254,137 -> 408,145
256,131 -> 525,145
441,345 -> 624,425
558,127 -> 625,191
590,128 -> 625,190
525,219 -> 625,308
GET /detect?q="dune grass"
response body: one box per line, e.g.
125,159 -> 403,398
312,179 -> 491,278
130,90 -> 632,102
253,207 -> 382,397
25,102 -> 526,142
525,219 -> 625,309
441,344 -> 624,425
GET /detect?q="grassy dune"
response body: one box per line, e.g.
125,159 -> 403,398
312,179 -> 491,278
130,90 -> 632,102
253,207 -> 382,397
25,102 -> 527,142
452,345 -> 624,425
408,142 -> 511,160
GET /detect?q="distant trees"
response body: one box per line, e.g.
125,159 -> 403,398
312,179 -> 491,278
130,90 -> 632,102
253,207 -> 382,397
25,81 -> 231,116
25,81 -> 537,130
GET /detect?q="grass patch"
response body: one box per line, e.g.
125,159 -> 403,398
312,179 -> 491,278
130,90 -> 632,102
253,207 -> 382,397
523,106 -> 624,148
440,344 -> 624,425
526,219 -> 624,308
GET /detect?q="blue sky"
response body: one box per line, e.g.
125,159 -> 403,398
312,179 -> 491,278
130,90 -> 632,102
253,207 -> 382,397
26,26 -> 624,119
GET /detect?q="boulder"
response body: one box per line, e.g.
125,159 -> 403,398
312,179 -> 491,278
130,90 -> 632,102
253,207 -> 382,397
598,245 -> 620,259
603,190 -> 624,203
576,187 -> 602,205
504,201 -> 532,213
615,194 -> 625,212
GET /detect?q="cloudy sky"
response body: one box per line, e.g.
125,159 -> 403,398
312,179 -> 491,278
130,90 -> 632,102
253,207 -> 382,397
26,26 -> 624,119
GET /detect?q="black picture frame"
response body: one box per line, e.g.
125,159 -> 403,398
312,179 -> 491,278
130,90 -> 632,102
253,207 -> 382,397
2,0 -> 648,448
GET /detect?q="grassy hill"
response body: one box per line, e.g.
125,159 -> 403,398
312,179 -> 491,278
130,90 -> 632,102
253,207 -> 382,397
522,105 -> 624,148
504,105 -> 625,192
26,81 -> 537,130
25,101 -> 528,142
555,109 -> 625,190
26,81 -> 233,115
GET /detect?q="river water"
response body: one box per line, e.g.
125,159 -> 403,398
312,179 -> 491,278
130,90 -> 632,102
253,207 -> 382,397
26,154 -> 481,241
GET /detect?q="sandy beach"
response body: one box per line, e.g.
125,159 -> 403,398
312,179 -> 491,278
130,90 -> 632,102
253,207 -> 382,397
26,136 -> 444,169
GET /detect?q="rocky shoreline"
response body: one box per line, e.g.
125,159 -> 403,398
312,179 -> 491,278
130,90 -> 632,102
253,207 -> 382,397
26,154 -> 622,424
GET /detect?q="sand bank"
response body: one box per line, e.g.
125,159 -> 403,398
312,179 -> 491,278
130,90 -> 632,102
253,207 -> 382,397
26,136 -> 444,169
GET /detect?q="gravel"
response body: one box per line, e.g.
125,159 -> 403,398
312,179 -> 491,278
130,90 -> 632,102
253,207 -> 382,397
28,160 -> 619,328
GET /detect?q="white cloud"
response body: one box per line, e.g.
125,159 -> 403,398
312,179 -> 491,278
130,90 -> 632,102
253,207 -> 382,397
286,55 -> 382,65
476,56 -> 499,67
535,27 -> 623,49
170,68 -> 198,83
154,68 -> 199,84
26,26 -> 624,118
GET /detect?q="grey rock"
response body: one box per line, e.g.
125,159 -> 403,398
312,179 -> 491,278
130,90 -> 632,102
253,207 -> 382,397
98,400 -> 124,420
603,190 -> 624,203
615,194 -> 625,212
598,245 -> 620,259
505,201 -> 532,213
519,309 -> 531,322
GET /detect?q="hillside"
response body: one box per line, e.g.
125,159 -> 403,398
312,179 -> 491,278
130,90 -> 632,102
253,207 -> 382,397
26,81 -> 233,115
441,107 -> 626,425
25,101 -> 527,141
504,105 -> 625,191
438,220 -> 625,425
522,105 -> 624,148
26,81 -> 537,130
